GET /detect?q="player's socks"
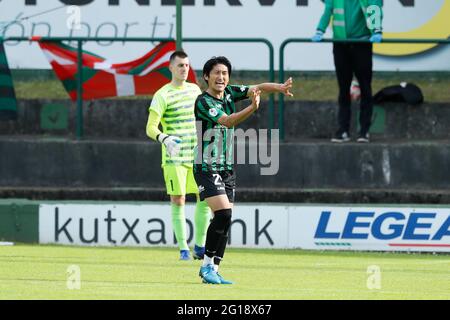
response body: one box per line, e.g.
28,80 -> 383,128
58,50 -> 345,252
171,203 -> 189,251
213,212 -> 231,266
194,200 -> 210,249
214,233 -> 229,265
204,209 -> 232,259
202,255 -> 214,267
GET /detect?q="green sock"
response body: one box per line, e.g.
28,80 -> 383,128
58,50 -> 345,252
194,200 -> 211,247
171,204 -> 189,251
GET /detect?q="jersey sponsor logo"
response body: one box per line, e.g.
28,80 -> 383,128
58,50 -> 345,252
209,108 -> 219,117
226,94 -> 232,102
240,85 -> 246,92
198,185 -> 205,193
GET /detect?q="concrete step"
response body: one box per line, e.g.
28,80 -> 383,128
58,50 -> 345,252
1,187 -> 450,204
1,136 -> 449,191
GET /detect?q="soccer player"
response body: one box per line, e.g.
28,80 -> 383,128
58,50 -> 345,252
194,56 -> 293,284
146,51 -> 210,261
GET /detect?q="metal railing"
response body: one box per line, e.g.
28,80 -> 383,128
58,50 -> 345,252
4,36 -> 450,141
4,37 -> 275,139
279,38 -> 450,141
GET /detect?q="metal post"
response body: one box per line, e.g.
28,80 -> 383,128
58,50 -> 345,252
278,40 -> 288,142
176,0 -> 182,50
76,40 -> 83,139
268,42 -> 275,133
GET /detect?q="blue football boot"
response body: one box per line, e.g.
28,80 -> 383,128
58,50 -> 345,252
199,264 -> 220,284
179,250 -> 191,261
216,272 -> 234,285
193,245 -> 205,260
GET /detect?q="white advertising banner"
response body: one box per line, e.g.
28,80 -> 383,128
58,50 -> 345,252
39,203 -> 450,252
0,0 -> 449,71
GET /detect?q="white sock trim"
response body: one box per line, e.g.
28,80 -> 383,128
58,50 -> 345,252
202,255 -> 214,267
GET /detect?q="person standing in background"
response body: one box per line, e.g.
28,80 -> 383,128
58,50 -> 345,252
312,0 -> 383,143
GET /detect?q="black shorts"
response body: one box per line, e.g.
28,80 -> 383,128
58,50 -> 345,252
194,170 -> 236,203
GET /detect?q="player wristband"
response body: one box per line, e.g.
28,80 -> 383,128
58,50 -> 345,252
157,133 -> 169,144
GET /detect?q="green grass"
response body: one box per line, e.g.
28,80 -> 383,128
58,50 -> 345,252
0,244 -> 449,300
12,71 -> 450,102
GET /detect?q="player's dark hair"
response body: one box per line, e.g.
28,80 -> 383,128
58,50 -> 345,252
202,56 -> 232,84
170,50 -> 188,63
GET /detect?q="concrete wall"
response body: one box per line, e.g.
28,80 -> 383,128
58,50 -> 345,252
1,99 -> 449,140
1,138 -> 449,190
1,98 -> 450,203
283,101 -> 450,140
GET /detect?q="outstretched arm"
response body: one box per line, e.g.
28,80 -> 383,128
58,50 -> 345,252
249,77 -> 294,97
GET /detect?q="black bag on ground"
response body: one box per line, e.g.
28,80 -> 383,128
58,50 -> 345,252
373,82 -> 424,105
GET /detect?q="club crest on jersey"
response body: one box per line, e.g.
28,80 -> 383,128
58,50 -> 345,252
226,94 -> 232,102
209,108 -> 219,117
240,85 -> 246,92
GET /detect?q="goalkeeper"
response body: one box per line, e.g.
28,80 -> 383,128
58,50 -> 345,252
146,50 -> 210,261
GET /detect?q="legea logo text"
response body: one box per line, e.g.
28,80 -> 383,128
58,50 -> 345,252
315,212 -> 450,241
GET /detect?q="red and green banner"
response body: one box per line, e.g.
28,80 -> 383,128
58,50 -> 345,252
37,40 -> 197,101
0,40 -> 17,120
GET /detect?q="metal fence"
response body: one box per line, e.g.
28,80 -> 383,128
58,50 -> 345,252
3,36 -> 450,141
4,36 -> 275,139
278,38 -> 450,141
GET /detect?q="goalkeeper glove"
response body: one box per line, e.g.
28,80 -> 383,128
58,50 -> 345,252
158,133 -> 182,157
311,30 -> 324,42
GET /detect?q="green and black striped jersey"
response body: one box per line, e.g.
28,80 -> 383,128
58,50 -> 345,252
194,85 -> 250,173
149,82 -> 201,167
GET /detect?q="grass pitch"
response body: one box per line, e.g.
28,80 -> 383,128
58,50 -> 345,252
0,244 -> 449,300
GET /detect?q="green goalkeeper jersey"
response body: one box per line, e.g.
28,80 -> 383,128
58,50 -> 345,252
149,82 -> 201,167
